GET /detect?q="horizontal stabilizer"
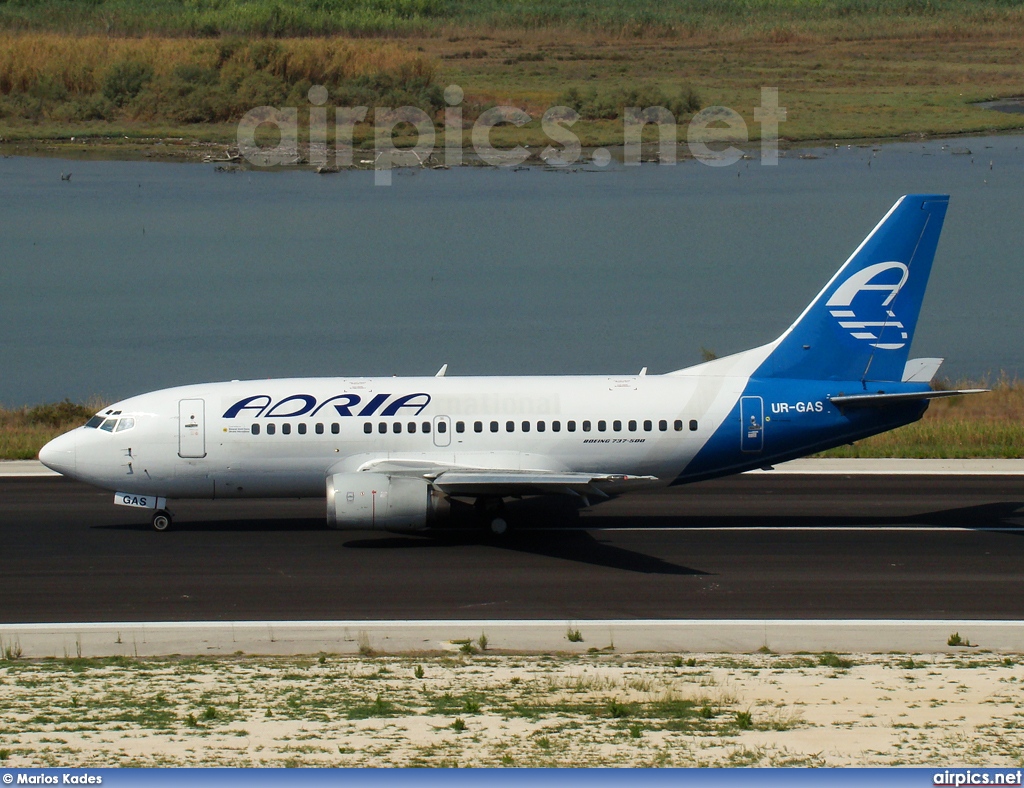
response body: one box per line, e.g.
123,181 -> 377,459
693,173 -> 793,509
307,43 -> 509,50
829,389 -> 988,408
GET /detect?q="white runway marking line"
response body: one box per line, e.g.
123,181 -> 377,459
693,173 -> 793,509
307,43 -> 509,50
4,618 -> 1024,630
524,525 -> 1024,532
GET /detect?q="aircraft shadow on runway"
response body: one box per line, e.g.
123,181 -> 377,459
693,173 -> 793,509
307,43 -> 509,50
342,529 -> 708,576
582,500 -> 1024,531
93,497 -> 1024,534
90,499 -> 1024,577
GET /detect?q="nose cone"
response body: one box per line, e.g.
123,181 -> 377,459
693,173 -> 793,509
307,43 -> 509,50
39,430 -> 77,476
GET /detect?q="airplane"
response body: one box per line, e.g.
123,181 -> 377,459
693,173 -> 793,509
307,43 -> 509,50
39,193 -> 985,534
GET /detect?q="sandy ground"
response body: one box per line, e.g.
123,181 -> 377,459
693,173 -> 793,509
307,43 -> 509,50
0,650 -> 1022,767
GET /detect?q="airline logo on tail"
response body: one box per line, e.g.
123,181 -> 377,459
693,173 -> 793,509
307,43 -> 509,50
826,261 -> 910,350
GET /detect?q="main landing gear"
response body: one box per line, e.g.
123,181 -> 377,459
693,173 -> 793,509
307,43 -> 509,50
151,509 -> 173,532
475,497 -> 509,536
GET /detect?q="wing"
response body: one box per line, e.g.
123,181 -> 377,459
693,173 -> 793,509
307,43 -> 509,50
429,470 -> 658,498
337,457 -> 657,500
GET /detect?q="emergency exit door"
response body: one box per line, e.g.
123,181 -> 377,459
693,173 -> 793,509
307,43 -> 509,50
178,398 -> 206,458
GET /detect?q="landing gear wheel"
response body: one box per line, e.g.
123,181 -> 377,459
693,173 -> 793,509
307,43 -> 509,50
152,510 -> 172,532
489,517 -> 508,536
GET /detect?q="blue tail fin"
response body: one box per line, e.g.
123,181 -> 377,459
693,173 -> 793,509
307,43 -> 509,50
761,194 -> 949,382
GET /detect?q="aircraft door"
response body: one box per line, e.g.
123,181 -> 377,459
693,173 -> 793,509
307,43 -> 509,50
740,396 -> 764,453
178,398 -> 207,458
432,415 -> 451,448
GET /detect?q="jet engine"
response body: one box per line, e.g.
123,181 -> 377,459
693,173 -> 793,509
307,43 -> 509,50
326,472 -> 448,532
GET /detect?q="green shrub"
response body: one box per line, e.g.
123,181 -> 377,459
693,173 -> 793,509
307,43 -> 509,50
26,400 -> 92,428
102,59 -> 153,106
818,652 -> 854,669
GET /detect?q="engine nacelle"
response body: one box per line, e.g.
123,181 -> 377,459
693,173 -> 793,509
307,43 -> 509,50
326,472 -> 448,532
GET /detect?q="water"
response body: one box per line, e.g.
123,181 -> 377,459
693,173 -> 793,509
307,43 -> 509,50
1,135 -> 1022,406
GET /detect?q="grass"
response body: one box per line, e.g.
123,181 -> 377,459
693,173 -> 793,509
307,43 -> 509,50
0,33 -> 439,127
0,651 -> 1020,766
3,3 -> 1024,154
818,378 -> 1024,459
818,653 -> 855,669
0,0 -> 1022,38
0,400 -> 95,460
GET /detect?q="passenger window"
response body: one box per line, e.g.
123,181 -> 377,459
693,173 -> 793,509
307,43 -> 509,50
438,421 -> 447,434
552,421 -> 561,432
613,420 -> 621,432
115,418 -> 135,433
689,419 -> 698,431
674,419 -> 684,431
409,422 -> 417,434
267,423 -> 276,435
506,420 -> 514,432
363,423 -> 372,434
522,421 -> 530,432
393,422 -> 402,434
456,421 -> 465,433
628,420 -> 637,432
423,422 -> 431,434
490,421 -> 499,433
378,423 -> 387,434
581,421 -> 590,432
282,423 -> 291,435
86,416 -> 105,428
316,423 -> 324,435
643,420 -> 652,431
598,420 -> 607,432
251,424 -> 260,436
659,419 -> 668,431
331,423 -> 340,435
100,418 -> 117,432
568,420 -> 576,432
537,421 -> 546,432
298,423 -> 307,435
474,421 -> 483,433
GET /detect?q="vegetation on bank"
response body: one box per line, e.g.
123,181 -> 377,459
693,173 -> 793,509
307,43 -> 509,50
3,382 -> 1021,461
0,400 -> 93,460
0,34 -> 440,125
0,0 -> 1022,38
0,2 -> 1023,148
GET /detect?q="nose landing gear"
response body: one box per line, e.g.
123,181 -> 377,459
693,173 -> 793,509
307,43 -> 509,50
152,509 -> 173,532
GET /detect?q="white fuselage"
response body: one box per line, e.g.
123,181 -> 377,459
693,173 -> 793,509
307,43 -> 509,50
42,351 -> 765,501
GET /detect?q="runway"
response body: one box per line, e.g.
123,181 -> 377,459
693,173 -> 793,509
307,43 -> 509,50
2,473 -> 1023,623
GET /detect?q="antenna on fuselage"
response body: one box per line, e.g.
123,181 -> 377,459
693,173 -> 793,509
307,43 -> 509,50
435,364 -> 448,377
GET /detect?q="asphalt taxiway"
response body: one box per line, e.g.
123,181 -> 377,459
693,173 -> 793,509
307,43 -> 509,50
2,470 -> 1023,624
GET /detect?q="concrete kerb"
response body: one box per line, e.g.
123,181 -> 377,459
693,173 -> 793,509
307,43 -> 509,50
1,620 -> 1023,658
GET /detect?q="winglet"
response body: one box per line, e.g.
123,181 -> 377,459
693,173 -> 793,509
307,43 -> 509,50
435,364 -> 448,377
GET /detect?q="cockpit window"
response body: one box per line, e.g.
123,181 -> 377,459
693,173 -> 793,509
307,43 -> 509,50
99,418 -> 117,432
86,416 -> 105,429
114,417 -> 135,433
